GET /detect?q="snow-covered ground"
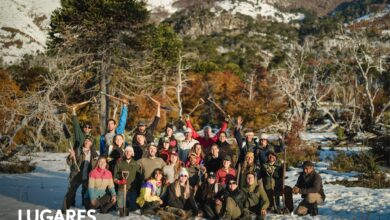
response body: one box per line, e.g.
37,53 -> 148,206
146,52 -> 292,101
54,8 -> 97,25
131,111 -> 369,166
1,134 -> 390,219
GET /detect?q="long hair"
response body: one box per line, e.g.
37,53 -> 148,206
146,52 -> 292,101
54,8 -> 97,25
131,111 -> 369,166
149,168 -> 166,184
168,155 -> 182,179
113,134 -> 125,148
188,143 -> 205,160
174,178 -> 191,200
93,156 -> 109,170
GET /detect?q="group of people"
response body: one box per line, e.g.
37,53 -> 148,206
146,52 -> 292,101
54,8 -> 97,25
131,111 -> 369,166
61,101 -> 325,219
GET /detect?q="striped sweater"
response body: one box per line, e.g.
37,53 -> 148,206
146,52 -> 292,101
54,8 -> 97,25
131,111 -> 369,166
87,167 -> 116,200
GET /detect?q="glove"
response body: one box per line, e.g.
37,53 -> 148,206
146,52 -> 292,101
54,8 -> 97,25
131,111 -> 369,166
117,179 -> 127,185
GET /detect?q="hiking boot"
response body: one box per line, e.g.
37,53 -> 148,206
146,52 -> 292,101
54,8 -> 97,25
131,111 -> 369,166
310,203 -> 318,216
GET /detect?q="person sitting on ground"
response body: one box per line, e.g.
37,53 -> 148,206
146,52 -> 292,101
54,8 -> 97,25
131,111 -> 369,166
114,146 -> 142,216
158,123 -> 178,152
215,179 -> 247,220
138,142 -> 166,181
185,114 -> 229,151
242,171 -> 269,219
62,137 -> 98,212
132,99 -> 160,145
239,152 -> 261,189
293,161 -> 325,216
204,143 -> 223,174
165,168 -> 200,218
136,168 -> 168,216
216,155 -> 236,188
260,151 -> 283,212
85,156 -> 116,213
178,127 -> 199,163
195,172 -> 223,219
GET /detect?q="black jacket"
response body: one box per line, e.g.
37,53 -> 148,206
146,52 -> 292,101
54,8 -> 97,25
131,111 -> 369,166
296,170 -> 325,201
195,182 -> 223,206
132,116 -> 160,145
167,182 -> 198,213
217,187 -> 247,210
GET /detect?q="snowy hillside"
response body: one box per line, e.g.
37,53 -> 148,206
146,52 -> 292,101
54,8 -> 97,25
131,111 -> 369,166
0,0 -> 60,64
0,0 -> 304,65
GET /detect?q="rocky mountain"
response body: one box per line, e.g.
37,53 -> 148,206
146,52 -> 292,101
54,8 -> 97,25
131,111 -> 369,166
0,0 -> 388,65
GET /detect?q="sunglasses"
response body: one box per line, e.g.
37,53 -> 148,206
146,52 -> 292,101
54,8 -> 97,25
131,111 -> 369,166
83,126 -> 92,129
180,174 -> 188,177
229,181 -> 237,185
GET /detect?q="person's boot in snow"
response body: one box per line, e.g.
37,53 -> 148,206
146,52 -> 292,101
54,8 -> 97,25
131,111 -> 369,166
309,202 -> 318,216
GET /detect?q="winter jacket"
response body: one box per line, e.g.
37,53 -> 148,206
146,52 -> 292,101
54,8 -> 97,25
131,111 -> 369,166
133,143 -> 148,160
295,170 -> 326,201
204,155 -> 223,174
216,168 -> 236,187
195,181 -> 223,206
234,127 -> 260,164
66,148 -> 98,180
260,161 -> 283,191
158,135 -> 178,152
238,162 -> 261,189
136,179 -> 166,207
185,120 -> 228,150
72,115 -> 97,154
132,116 -> 160,145
217,187 -> 247,210
114,158 -> 142,192
99,105 -> 128,155
167,182 -> 198,213
217,140 -> 238,166
87,167 -> 116,200
242,182 -> 269,211
178,138 -> 199,163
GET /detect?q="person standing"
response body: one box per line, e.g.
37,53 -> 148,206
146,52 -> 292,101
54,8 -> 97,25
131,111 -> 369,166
178,127 -> 199,163
185,115 -> 228,151
71,106 -> 96,154
62,137 -> 98,212
204,144 -> 223,174
114,146 -> 142,216
293,161 -> 325,216
216,156 -> 236,188
132,99 -> 160,145
100,102 -> 128,155
234,116 -> 260,165
260,151 -> 283,211
138,143 -> 166,181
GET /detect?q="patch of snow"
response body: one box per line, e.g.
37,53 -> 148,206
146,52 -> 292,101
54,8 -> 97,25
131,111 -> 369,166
214,0 -> 304,23
299,132 -> 337,142
0,0 -> 61,64
146,0 -> 179,14
355,4 -> 390,23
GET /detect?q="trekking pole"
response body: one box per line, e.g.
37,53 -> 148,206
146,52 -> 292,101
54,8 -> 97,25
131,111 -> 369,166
145,94 -> 176,111
282,146 -> 287,211
62,123 -> 80,172
188,98 -> 205,116
122,171 -> 129,215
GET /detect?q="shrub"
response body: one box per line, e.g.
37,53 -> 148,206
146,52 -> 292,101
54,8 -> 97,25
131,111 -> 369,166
0,160 -> 36,173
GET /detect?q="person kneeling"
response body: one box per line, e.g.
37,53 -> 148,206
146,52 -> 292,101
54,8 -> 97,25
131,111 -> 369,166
215,179 -> 247,220
293,161 -> 325,216
136,168 -> 167,216
85,156 -> 116,213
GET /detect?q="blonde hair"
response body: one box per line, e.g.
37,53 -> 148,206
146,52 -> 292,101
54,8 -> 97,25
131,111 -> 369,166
174,178 -> 191,200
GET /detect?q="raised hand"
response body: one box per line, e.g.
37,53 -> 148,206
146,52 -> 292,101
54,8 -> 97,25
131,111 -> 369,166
237,116 -> 243,126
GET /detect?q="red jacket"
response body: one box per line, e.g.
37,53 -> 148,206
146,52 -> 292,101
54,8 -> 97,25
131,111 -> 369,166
216,167 -> 236,187
186,120 -> 228,150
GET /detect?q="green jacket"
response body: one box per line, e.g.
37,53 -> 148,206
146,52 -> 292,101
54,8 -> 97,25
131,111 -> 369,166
72,115 -> 97,153
260,161 -> 283,191
66,149 -> 98,180
114,158 -> 142,192
243,182 -> 269,211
